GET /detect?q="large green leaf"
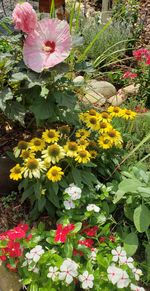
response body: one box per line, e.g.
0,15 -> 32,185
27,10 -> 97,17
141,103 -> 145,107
55,90 -> 77,109
133,204 -> 150,233
5,101 -> 26,125
0,88 -> 13,111
30,96 -> 56,121
124,232 -> 139,256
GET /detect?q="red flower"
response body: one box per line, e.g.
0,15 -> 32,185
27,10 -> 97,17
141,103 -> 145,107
6,263 -> 17,272
0,255 -> 6,261
54,224 -> 75,243
99,236 -> 106,243
146,55 -> 150,65
78,238 -> 94,248
109,235 -> 116,242
0,232 -> 8,240
133,48 -> 149,61
6,226 -> 26,240
73,249 -> 84,256
17,223 -> 29,233
123,71 -> 137,79
82,226 -> 98,237
5,241 -> 22,257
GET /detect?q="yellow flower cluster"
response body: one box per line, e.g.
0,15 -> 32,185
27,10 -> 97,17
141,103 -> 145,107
10,106 -> 136,183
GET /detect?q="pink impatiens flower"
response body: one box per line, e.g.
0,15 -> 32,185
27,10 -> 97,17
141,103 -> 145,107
23,18 -> 71,73
12,2 -> 37,34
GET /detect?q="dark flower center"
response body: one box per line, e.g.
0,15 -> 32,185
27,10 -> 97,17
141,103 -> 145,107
44,41 -> 55,53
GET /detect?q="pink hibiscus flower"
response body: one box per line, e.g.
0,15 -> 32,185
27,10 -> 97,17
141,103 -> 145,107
12,2 -> 37,34
23,18 -> 71,73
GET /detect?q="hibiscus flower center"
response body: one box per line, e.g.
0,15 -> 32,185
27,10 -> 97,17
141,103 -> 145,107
43,41 -> 56,53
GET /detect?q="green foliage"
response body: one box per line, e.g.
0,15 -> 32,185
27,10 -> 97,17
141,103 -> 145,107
80,18 -> 131,66
112,164 -> 150,281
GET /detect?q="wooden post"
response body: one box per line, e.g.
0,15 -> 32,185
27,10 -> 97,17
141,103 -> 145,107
39,0 -> 65,13
102,0 -> 109,11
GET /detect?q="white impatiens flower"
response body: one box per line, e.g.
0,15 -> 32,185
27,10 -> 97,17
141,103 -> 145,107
88,248 -> 97,261
86,204 -> 100,213
111,246 -> 126,262
47,266 -> 59,281
65,183 -> 82,200
116,270 -> 130,289
132,268 -> 143,281
29,245 -> 44,263
79,271 -> 94,289
119,256 -> 134,269
107,265 -> 123,285
130,283 -> 145,291
59,258 -> 78,284
63,200 -> 75,210
32,267 -> 39,274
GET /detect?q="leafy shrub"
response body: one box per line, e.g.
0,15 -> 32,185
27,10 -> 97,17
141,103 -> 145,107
80,18 -> 131,66
112,164 -> 150,282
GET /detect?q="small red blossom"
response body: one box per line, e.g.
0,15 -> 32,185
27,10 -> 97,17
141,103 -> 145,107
0,232 -> 8,240
17,223 -> 29,233
133,48 -> 150,61
109,235 -> 116,242
135,106 -> 148,113
5,241 -> 22,257
146,55 -> 150,65
54,224 -> 75,243
0,255 -> 6,261
6,263 -> 17,272
6,227 -> 26,240
82,226 -> 98,237
73,249 -> 84,256
78,238 -> 94,248
123,71 -> 137,79
99,236 -> 106,243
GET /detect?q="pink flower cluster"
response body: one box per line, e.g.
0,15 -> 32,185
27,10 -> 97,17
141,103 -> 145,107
133,48 -> 150,64
0,224 -> 32,271
123,71 -> 137,79
12,2 -> 71,72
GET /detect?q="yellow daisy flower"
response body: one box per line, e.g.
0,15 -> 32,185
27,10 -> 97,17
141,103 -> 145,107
75,149 -> 91,164
75,129 -> 90,139
42,129 -> 60,143
106,129 -> 122,145
20,150 -> 35,160
42,144 -> 65,164
98,136 -> 113,149
85,116 -> 99,131
77,138 -> 89,149
107,106 -> 123,118
29,138 -> 45,152
99,112 -> 112,122
23,158 -> 46,179
120,109 -> 137,120
14,140 -> 28,158
79,112 -> 87,122
88,141 -> 99,151
59,125 -> 70,135
10,164 -> 23,181
98,121 -> 112,133
46,166 -> 64,182
89,150 -> 98,159
64,141 -> 78,157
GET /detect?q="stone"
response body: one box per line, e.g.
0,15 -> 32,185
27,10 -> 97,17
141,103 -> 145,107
86,80 -> 117,99
73,76 -> 85,86
0,265 -> 22,291
122,84 -> 139,95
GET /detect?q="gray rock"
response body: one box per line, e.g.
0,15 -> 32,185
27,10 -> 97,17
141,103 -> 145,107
0,265 -> 22,291
73,76 -> 85,86
86,80 -> 117,99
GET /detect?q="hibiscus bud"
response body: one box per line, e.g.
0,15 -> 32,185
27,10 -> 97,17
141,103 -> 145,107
99,236 -> 106,243
12,2 -> 37,34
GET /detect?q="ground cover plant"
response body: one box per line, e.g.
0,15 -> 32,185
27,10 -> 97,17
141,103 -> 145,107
0,1 -> 150,290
